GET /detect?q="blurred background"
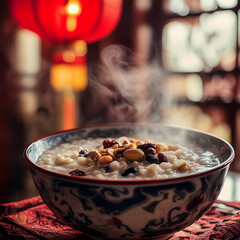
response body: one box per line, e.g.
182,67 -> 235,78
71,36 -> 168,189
0,0 -> 240,204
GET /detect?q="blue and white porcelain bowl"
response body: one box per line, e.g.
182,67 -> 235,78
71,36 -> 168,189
24,124 -> 234,240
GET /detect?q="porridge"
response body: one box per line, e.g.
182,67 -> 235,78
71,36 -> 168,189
36,136 -> 220,179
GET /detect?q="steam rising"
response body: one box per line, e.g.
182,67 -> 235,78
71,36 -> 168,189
83,45 -> 213,147
85,44 -> 166,124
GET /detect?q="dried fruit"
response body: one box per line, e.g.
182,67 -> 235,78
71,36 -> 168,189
145,154 -> 160,164
121,167 -> 138,177
68,169 -> 86,176
123,149 -> 144,161
145,147 -> 156,155
157,153 -> 169,163
78,150 -> 89,157
104,166 -> 112,173
137,143 -> 156,153
103,139 -> 118,148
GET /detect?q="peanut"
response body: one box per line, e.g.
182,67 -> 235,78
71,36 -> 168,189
123,149 -> 144,161
128,143 -> 137,149
122,140 -> 130,145
90,150 -> 101,160
99,149 -> 107,153
118,136 -> 130,145
99,155 -> 113,164
113,148 -> 125,155
135,140 -> 144,146
123,143 -> 130,148
111,144 -> 119,149
106,148 -> 115,158
177,162 -> 189,172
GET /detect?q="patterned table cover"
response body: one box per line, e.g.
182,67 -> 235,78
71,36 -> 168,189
0,196 -> 240,240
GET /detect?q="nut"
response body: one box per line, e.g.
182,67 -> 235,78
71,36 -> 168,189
99,149 -> 107,153
127,143 -> 137,149
106,148 -> 115,158
156,144 -> 168,154
99,155 -> 113,164
90,150 -> 101,160
177,162 -> 189,172
113,148 -> 125,155
118,136 -> 130,145
135,140 -> 144,146
123,149 -> 144,161
122,140 -> 130,145
111,144 -> 119,149
123,143 -> 130,149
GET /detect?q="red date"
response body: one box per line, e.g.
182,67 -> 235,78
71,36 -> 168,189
68,169 -> 86,176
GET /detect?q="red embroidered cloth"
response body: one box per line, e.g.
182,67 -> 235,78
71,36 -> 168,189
0,196 -> 240,240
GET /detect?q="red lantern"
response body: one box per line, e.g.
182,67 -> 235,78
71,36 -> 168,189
9,0 -> 123,130
9,0 -> 123,44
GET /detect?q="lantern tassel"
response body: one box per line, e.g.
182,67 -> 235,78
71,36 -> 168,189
62,89 -> 76,130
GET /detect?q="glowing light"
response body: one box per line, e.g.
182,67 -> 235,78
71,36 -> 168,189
63,50 -> 76,63
65,0 -> 81,16
63,90 -> 76,130
50,64 -> 87,91
66,17 -> 76,31
217,0 -> 237,9
186,75 -> 203,101
65,0 -> 81,31
71,40 -> 87,56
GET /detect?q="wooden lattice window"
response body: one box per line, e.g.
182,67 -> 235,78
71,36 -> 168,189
149,0 -> 240,171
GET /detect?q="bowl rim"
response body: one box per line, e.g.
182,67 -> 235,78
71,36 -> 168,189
24,123 -> 235,185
